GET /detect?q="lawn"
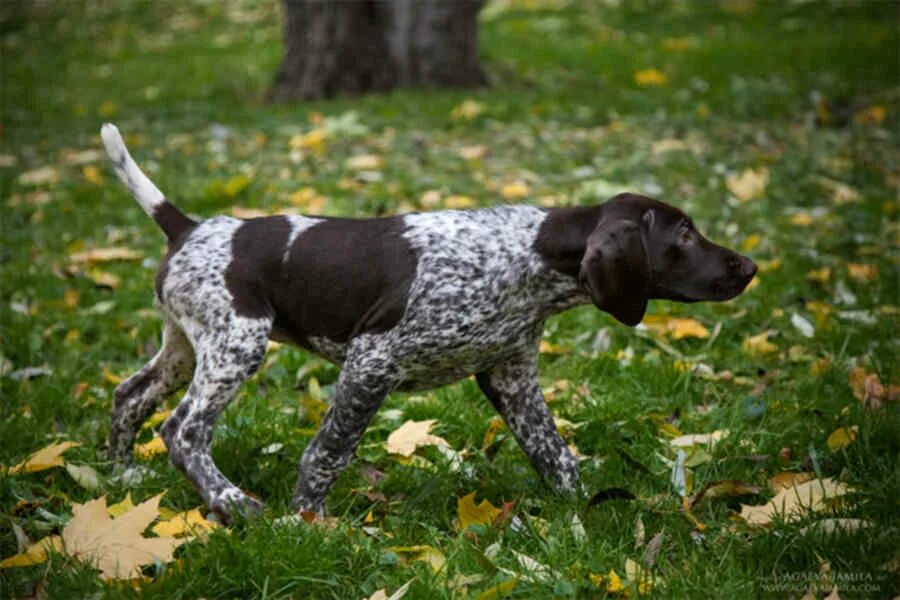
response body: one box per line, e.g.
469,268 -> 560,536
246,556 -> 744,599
1,0 -> 898,598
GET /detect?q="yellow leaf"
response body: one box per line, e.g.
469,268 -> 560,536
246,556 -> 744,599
476,578 -> 518,600
82,165 -> 105,186
385,420 -> 449,457
826,426 -> 858,452
726,168 -> 769,202
634,68 -> 668,87
739,477 -> 851,526
500,182 -> 529,200
589,572 -> 604,587
853,104 -> 885,126
86,268 -> 120,289
757,258 -> 782,273
134,436 -> 167,459
289,187 -> 328,212
98,101 -> 118,118
142,409 -> 172,430
59,494 -> 183,579
107,493 -> 136,517
539,339 -> 570,354
741,233 -> 761,252
387,545 -> 446,573
661,36 -> 695,51
641,315 -> 710,340
846,263 -> 877,282
743,331 -> 777,356
18,166 -> 60,186
230,206 -> 271,219
69,247 -> 143,264
790,212 -> 815,227
481,415 -> 507,451
810,357 -> 831,375
300,393 -> 328,426
449,99 -> 484,121
444,194 -> 475,209
345,154 -> 382,170
152,508 -> 218,538
0,535 -> 62,569
102,367 -> 123,385
457,492 -> 500,531
606,569 -> 624,592
8,441 -> 80,475
289,128 -> 328,154
625,558 -> 657,595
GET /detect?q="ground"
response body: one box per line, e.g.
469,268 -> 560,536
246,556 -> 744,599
1,1 -> 898,598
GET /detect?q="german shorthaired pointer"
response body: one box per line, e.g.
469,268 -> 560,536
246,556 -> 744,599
101,124 -> 756,521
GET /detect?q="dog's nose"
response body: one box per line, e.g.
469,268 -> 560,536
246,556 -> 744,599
728,255 -> 757,278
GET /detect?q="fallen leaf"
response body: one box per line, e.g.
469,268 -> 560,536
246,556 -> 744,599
363,579 -> 412,600
848,367 -> 895,410
692,480 -> 761,506
651,138 -> 689,155
290,128 -> 328,154
481,415 -> 507,451
741,233 -> 761,252
134,435 -> 167,459
69,247 -> 143,264
789,212 -> 815,226
641,315 -> 710,340
770,471 -> 815,491
458,145 -> 487,160
499,182 -> 529,200
846,263 -> 877,282
539,339 -> 570,354
743,331 -> 777,356
65,463 -> 101,491
625,557 -> 657,595
826,426 -> 857,452
152,508 -> 218,538
853,105 -> 885,126
739,477 -> 851,525
726,168 -> 769,202
634,68 -> 668,87
670,430 -> 728,448
0,536 -> 63,568
457,492 -> 501,531
387,545 -> 446,573
444,194 -> 475,209
512,550 -> 556,582
82,165 -> 104,185
385,419 -> 449,457
230,206 -> 270,219
345,154 -> 382,170
791,313 -> 815,338
806,266 -> 832,284
476,578 -> 518,600
8,441 -> 80,475
107,493 -> 136,517
605,569 -> 625,592
18,166 -> 60,186
449,99 -> 484,121
142,410 -> 172,430
86,268 -> 120,289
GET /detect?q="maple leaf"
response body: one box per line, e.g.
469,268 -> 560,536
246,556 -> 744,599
68,247 -> 143,264
385,419 -> 449,457
1,495 -> 183,579
725,168 -> 769,202
457,492 -> 500,531
7,441 -> 80,475
739,477 -> 851,526
387,545 -> 446,573
770,471 -> 814,491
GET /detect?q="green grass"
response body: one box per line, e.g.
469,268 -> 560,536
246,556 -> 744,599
1,0 -> 898,598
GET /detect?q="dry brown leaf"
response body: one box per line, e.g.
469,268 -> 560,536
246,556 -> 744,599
387,545 -> 446,573
670,430 -> 728,448
739,477 -> 850,525
846,263 -> 877,282
770,471 -> 815,491
18,166 -> 60,186
385,419 -> 449,457
69,247 -> 143,264
7,441 -> 80,475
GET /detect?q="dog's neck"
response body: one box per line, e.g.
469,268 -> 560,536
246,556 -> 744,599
533,204 -> 605,279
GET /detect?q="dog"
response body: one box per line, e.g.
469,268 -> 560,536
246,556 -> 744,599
101,123 -> 756,521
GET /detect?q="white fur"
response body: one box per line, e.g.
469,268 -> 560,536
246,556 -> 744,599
101,123 -> 166,217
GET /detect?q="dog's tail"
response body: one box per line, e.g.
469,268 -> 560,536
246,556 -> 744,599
100,123 -> 196,243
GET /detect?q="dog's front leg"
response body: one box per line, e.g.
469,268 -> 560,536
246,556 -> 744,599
476,355 -> 579,491
292,343 -> 399,515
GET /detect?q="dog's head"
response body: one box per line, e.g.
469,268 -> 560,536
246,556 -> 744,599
579,193 -> 757,326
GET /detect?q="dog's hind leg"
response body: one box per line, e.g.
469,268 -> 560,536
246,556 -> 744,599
109,319 -> 195,462
160,315 -> 271,522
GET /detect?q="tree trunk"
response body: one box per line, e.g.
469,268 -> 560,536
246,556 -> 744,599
267,0 -> 487,102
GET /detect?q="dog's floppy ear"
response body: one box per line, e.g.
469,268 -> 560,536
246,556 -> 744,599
579,215 -> 652,326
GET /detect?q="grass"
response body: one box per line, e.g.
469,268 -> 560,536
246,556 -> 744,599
1,0 -> 898,598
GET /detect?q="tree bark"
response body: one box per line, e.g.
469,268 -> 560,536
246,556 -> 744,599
267,0 -> 487,102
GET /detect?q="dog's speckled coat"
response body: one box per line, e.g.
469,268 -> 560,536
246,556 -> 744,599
101,124 -> 756,521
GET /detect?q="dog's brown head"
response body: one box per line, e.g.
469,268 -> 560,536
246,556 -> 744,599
578,193 -> 756,326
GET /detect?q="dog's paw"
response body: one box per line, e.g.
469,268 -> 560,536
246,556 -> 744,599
210,489 -> 264,524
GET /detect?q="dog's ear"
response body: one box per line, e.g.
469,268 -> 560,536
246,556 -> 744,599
579,216 -> 652,326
